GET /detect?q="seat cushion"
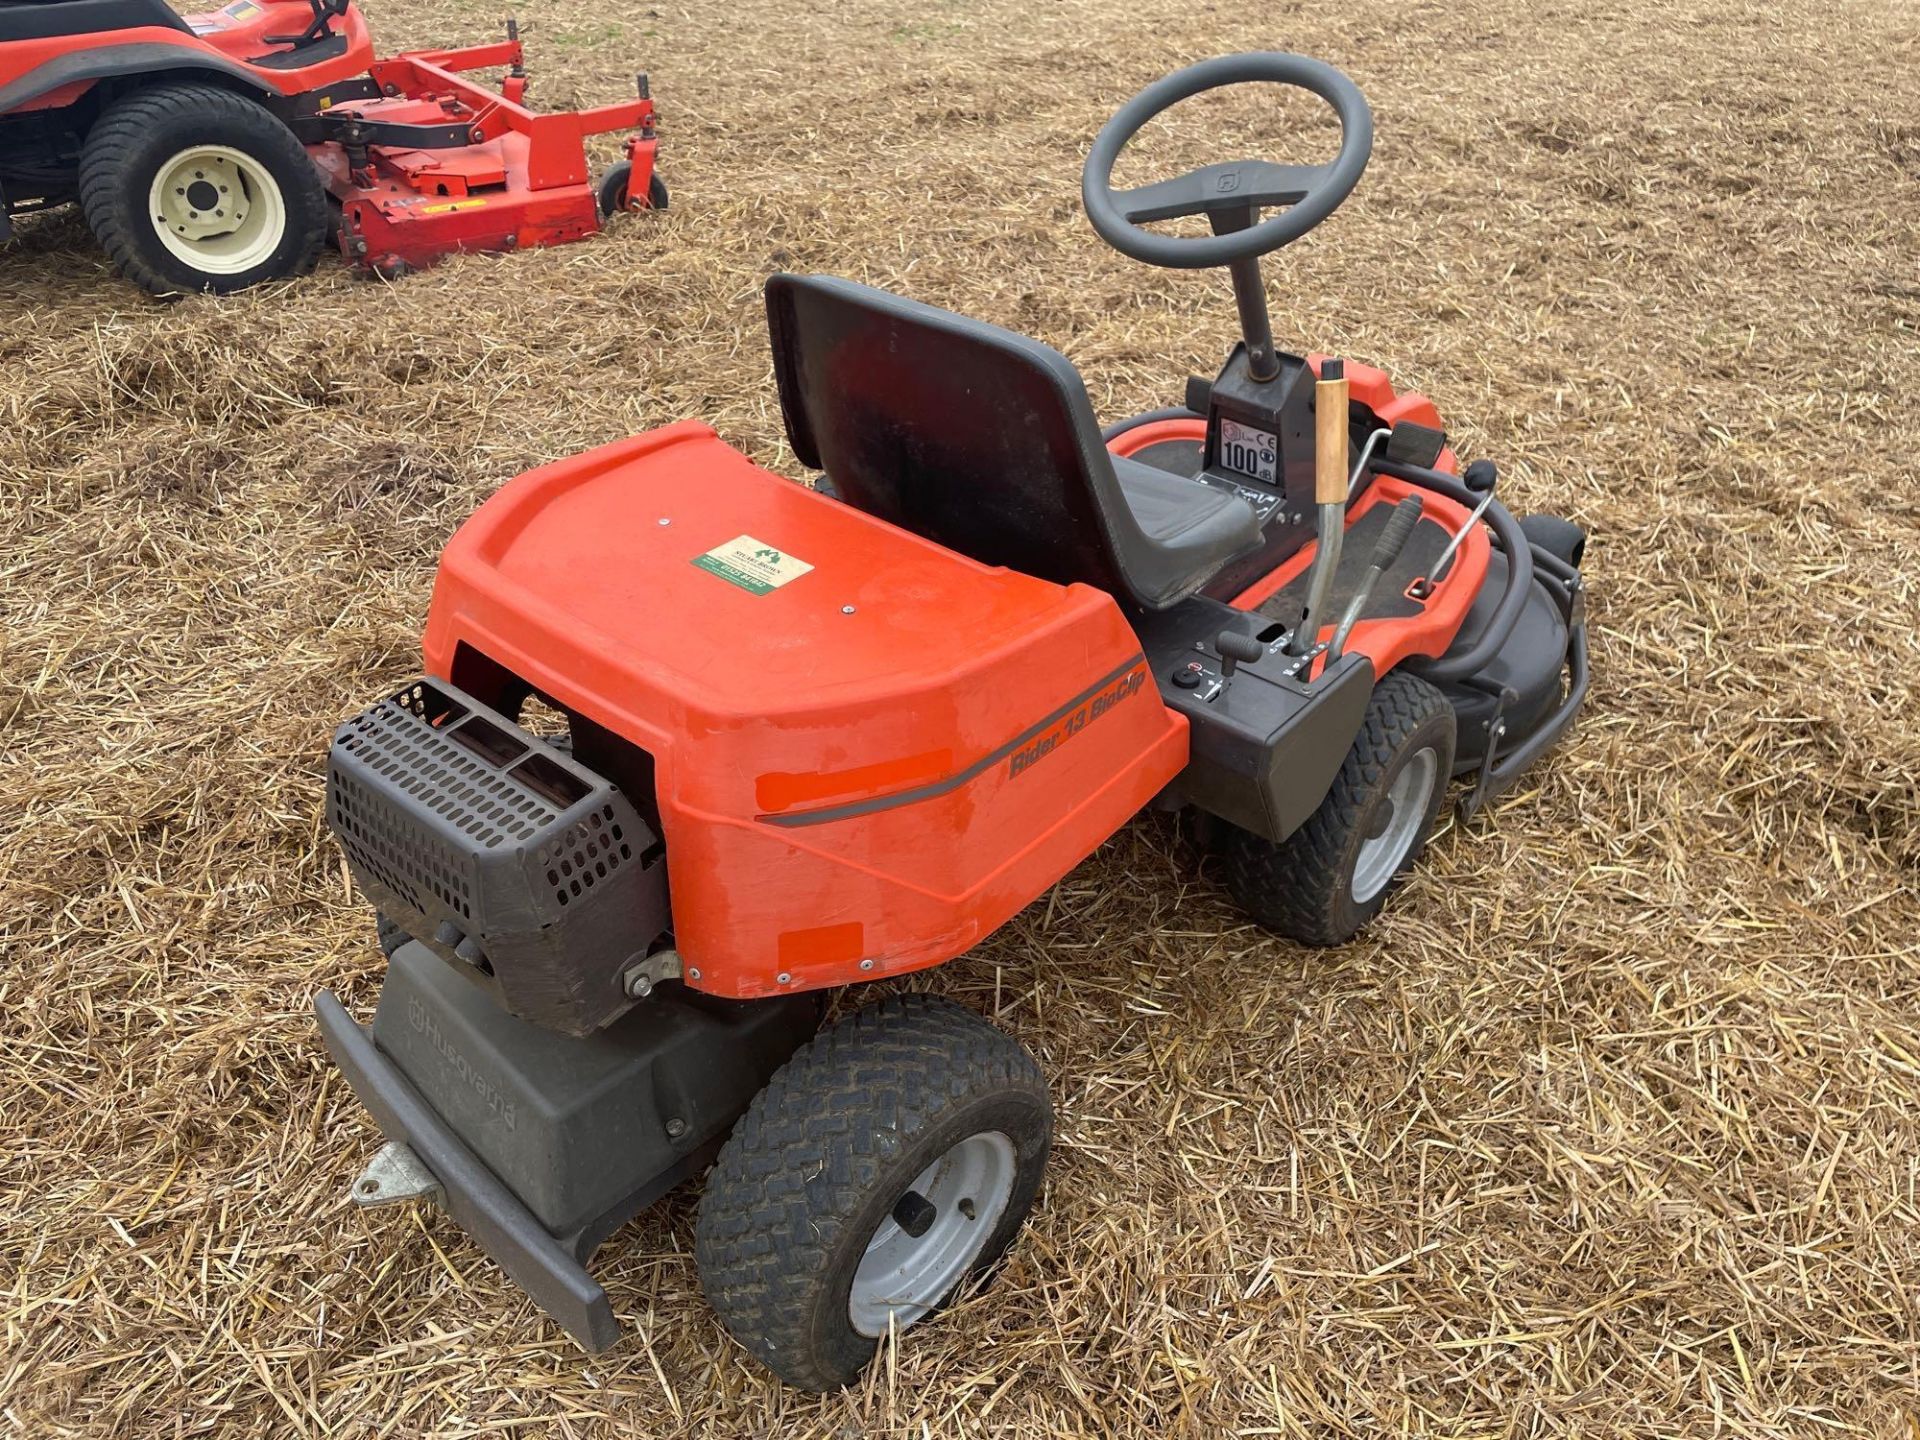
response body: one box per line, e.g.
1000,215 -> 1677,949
1110,454 -> 1263,606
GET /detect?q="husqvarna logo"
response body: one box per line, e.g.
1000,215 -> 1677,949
408,997 -> 517,1132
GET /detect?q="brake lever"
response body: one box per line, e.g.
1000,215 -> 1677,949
1328,496 -> 1425,661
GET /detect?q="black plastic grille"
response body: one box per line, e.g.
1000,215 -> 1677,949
537,805 -> 634,907
330,768 -> 476,920
334,686 -> 559,849
325,677 -> 672,1035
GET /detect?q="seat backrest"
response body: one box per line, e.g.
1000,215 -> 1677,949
767,274 -> 1151,604
0,0 -> 188,41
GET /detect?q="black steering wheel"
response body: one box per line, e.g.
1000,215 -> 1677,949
1082,53 -> 1374,271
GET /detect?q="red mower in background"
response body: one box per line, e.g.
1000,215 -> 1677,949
0,0 -> 662,295
315,55 -> 1589,1392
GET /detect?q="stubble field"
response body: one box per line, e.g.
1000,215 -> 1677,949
3,0 -> 1919,1433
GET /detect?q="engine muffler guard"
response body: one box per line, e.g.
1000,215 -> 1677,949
317,944 -> 818,1351
326,677 -> 671,1037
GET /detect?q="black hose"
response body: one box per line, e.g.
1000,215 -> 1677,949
1371,456 -> 1535,684
1100,406 -> 1203,443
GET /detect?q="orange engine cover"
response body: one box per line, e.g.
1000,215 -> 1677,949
422,420 -> 1188,999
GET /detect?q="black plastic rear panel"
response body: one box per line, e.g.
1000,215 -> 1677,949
370,943 -> 818,1243
327,678 -> 670,1036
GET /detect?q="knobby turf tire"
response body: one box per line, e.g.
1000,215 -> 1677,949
694,993 -> 1052,1391
78,83 -> 327,297
1223,669 -> 1456,946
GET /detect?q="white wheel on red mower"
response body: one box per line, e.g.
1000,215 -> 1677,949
694,995 -> 1051,1390
78,82 -> 327,297
147,144 -> 287,275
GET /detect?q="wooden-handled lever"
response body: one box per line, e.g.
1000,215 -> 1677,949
1316,360 -> 1349,507
1286,359 -> 1350,655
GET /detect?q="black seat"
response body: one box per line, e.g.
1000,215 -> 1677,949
0,0 -> 189,43
766,274 -> 1261,612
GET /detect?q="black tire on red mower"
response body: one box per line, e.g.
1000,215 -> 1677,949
595,163 -> 669,218
1222,670 -> 1456,947
694,994 -> 1052,1391
77,82 -> 328,298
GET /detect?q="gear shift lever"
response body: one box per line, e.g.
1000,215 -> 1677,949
1286,358 -> 1349,654
1216,630 -> 1265,680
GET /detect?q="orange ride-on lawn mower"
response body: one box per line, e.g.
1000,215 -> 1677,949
0,0 -> 662,295
315,54 -> 1589,1390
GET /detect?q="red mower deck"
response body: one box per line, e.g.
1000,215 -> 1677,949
298,34 -> 661,277
0,0 -> 664,293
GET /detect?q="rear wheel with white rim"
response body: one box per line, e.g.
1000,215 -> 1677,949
1222,669 -> 1456,946
78,82 -> 327,297
695,994 -> 1051,1391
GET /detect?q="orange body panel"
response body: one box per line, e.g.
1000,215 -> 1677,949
0,3 -> 375,102
422,421 -> 1188,1000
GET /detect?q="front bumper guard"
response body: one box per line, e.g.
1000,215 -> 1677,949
317,989 -> 629,1350
1458,552 -> 1590,822
315,941 -> 819,1351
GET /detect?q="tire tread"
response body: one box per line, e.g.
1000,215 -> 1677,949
694,994 -> 1049,1390
1223,669 -> 1454,945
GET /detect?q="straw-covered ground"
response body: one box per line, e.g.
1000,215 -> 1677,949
4,0 -> 1918,1432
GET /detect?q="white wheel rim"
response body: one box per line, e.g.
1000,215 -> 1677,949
146,145 -> 287,276
1351,746 -> 1438,904
848,1131 -> 1017,1339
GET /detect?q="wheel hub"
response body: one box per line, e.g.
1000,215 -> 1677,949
147,145 -> 285,275
848,1130 -> 1017,1338
1351,746 -> 1438,904
158,154 -> 249,241
892,1189 -> 938,1238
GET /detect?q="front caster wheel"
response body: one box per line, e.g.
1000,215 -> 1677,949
695,994 -> 1052,1391
596,162 -> 668,217
1223,670 -> 1456,946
